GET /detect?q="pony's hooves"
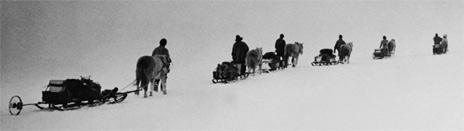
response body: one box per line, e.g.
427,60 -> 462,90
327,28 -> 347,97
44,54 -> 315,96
163,91 -> 167,95
149,92 -> 153,96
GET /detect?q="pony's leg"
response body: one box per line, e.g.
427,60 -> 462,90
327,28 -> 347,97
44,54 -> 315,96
161,78 -> 167,95
135,84 -> 139,95
295,56 -> 299,67
149,80 -> 154,96
291,56 -> 296,67
143,85 -> 148,98
154,79 -> 160,92
347,56 -> 350,64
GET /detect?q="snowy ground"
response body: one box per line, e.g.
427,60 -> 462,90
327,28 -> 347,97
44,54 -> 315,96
2,51 -> 464,130
2,1 -> 464,130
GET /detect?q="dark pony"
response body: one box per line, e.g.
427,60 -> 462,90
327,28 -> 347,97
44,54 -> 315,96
338,42 -> 353,64
135,55 -> 169,97
284,42 -> 304,67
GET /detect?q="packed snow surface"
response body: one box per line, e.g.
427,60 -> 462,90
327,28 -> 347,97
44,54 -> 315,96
2,1 -> 464,130
2,52 -> 464,130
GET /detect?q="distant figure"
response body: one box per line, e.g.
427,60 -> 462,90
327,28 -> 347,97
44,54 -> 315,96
232,35 -> 249,75
433,33 -> 442,45
334,35 -> 346,61
275,34 -> 286,68
152,38 -> 172,72
441,34 -> 448,53
379,36 -> 388,49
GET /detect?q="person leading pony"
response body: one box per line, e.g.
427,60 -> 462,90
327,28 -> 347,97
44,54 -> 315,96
334,35 -> 346,62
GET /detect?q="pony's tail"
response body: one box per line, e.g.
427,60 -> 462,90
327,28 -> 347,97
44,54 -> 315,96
135,56 -> 149,90
135,68 -> 141,88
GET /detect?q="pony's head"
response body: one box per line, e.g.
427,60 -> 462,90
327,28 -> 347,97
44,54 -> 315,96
295,42 -> 304,54
256,47 -> 263,55
248,48 -> 259,56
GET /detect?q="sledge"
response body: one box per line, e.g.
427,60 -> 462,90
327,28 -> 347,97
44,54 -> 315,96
311,48 -> 339,66
212,61 -> 248,83
373,48 -> 393,59
8,76 -> 137,115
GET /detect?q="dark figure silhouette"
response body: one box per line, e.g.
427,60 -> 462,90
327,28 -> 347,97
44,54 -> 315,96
152,38 -> 172,71
232,35 -> 249,75
379,36 -> 389,55
334,35 -> 346,61
433,33 -> 442,45
275,34 -> 286,68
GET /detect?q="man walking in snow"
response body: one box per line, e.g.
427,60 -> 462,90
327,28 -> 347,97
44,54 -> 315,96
152,38 -> 172,72
379,36 -> 388,49
232,35 -> 249,75
379,36 -> 389,55
433,33 -> 442,45
334,34 -> 346,57
275,34 -> 286,69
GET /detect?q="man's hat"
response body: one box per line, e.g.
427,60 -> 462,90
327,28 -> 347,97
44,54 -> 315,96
160,38 -> 167,46
235,35 -> 242,41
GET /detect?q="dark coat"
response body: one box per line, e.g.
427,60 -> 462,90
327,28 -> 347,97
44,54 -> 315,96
232,41 -> 249,63
334,39 -> 346,53
152,46 -> 172,64
275,38 -> 286,56
433,36 -> 442,45
380,39 -> 388,49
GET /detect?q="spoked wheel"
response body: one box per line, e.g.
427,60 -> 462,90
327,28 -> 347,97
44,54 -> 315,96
9,95 -> 23,116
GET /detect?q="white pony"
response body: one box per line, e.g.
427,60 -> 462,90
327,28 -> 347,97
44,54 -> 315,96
245,47 -> 263,74
284,42 -> 304,67
135,55 -> 169,97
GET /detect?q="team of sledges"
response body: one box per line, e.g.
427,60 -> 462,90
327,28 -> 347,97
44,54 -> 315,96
9,34 -> 449,115
212,47 -> 304,84
8,76 -> 131,115
213,33 -> 449,82
212,35 -> 304,83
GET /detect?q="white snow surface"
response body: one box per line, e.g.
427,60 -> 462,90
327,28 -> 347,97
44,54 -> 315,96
2,1 -> 464,130
2,52 -> 464,130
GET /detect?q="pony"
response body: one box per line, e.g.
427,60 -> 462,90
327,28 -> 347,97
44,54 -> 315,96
284,42 -> 304,67
440,35 -> 447,53
338,42 -> 353,64
387,39 -> 396,54
245,47 -> 263,74
135,55 -> 169,97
